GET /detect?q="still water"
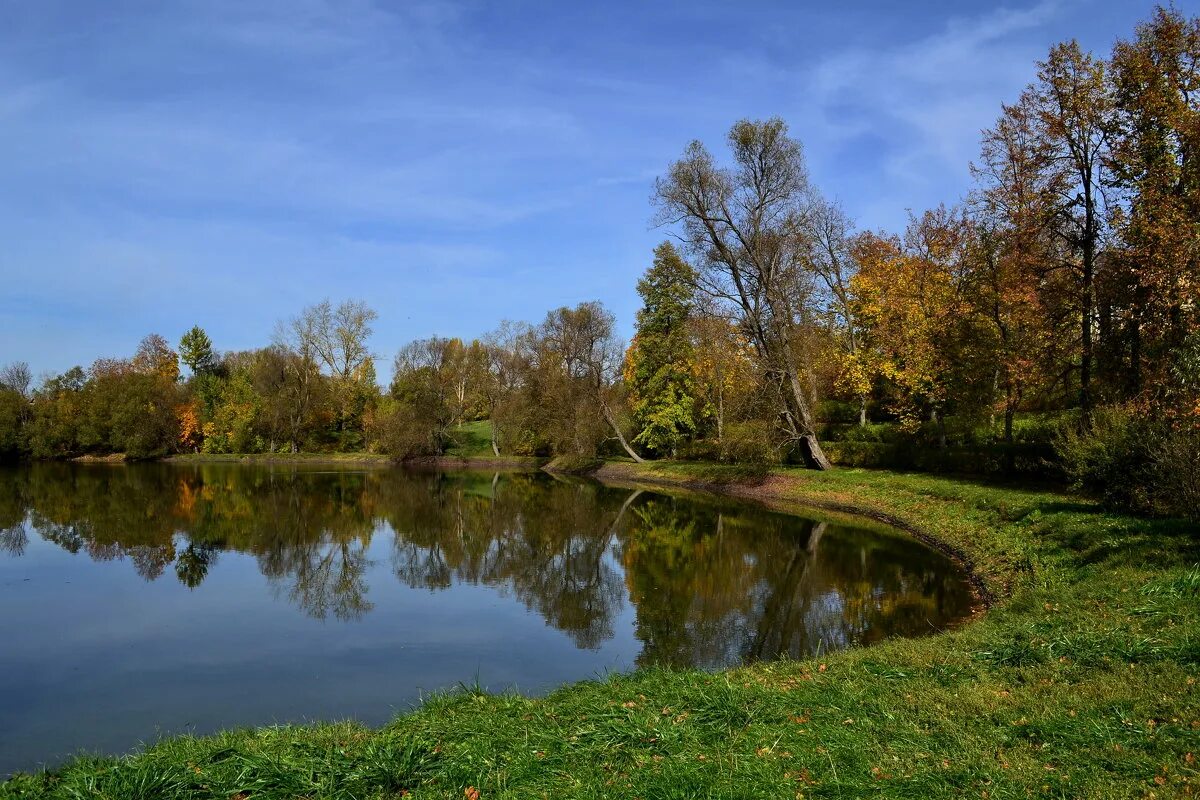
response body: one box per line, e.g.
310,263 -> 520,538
0,463 -> 973,775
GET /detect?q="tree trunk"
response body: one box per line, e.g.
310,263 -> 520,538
1081,184 -> 1095,420
608,489 -> 643,537
795,434 -> 832,470
785,369 -> 832,470
602,404 -> 644,463
806,521 -> 827,556
716,381 -> 725,443
490,424 -> 500,457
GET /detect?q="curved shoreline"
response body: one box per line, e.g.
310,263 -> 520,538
584,461 -> 997,610
5,460 -> 1197,797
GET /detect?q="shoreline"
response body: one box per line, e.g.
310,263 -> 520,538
163,452 -> 545,469
62,454 -> 1048,608
582,461 -> 997,609
5,461 -> 1197,796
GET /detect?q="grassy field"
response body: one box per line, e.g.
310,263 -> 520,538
3,461 -> 1198,798
445,420 -> 497,458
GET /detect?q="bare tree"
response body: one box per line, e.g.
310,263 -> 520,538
536,302 -> 644,462
481,321 -> 533,456
293,299 -> 378,381
0,362 -> 32,399
654,118 -> 832,468
807,200 -> 867,426
272,322 -> 324,453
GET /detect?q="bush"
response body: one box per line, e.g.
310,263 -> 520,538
1056,408 -> 1158,513
824,440 -> 1057,478
1056,407 -> 1199,520
815,399 -> 862,425
1154,427 -> 1200,520
367,400 -> 445,460
720,421 -> 777,465
675,439 -> 721,461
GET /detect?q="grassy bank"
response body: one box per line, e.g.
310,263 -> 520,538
3,462 -> 1198,799
165,451 -> 543,469
166,452 -> 395,466
164,423 -> 543,470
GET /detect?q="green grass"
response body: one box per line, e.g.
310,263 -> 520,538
4,462 -> 1199,799
167,425 -> 537,466
445,420 -> 497,459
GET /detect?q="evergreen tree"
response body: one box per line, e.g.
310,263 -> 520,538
179,326 -> 215,375
627,242 -> 698,457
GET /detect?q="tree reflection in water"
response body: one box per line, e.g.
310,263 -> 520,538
0,463 -> 973,666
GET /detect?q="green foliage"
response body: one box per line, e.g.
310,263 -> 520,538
109,372 -> 180,459
628,242 -> 699,457
25,368 -> 84,458
719,420 -> 776,465
1056,407 -> 1158,512
202,368 -> 260,454
1056,407 -> 1200,519
178,325 -> 215,375
0,389 -> 24,458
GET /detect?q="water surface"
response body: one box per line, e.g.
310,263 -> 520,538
0,463 -> 973,775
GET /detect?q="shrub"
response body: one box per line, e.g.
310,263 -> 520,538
1152,426 -> 1200,520
815,399 -> 862,424
720,421 -> 777,464
1056,407 -> 1199,520
676,438 -> 721,461
824,440 -> 1057,478
1056,407 -> 1157,514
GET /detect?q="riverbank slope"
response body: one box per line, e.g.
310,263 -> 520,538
3,461 -> 1197,799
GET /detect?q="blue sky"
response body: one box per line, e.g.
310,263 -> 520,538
0,0 -> 1187,381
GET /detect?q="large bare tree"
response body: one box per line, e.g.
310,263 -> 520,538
291,299 -> 378,382
654,118 -> 833,468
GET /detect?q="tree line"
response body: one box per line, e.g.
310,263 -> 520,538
0,7 -> 1196,513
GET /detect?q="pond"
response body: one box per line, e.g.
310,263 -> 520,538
0,463 -> 974,776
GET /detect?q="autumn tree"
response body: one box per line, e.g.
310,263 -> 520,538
132,333 -> 180,383
0,362 -> 32,399
294,299 -> 378,381
0,362 -> 33,456
441,338 -> 488,427
849,209 -> 973,443
1107,6 -> 1200,402
654,118 -> 833,468
806,200 -> 869,426
1032,41 -> 1111,415
291,299 -> 379,444
26,367 -> 85,458
969,94 -> 1062,440
382,337 -> 463,457
272,318 -> 326,453
688,305 -> 759,451
626,242 -> 699,458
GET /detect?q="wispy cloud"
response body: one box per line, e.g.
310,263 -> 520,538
0,0 -> 1154,376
